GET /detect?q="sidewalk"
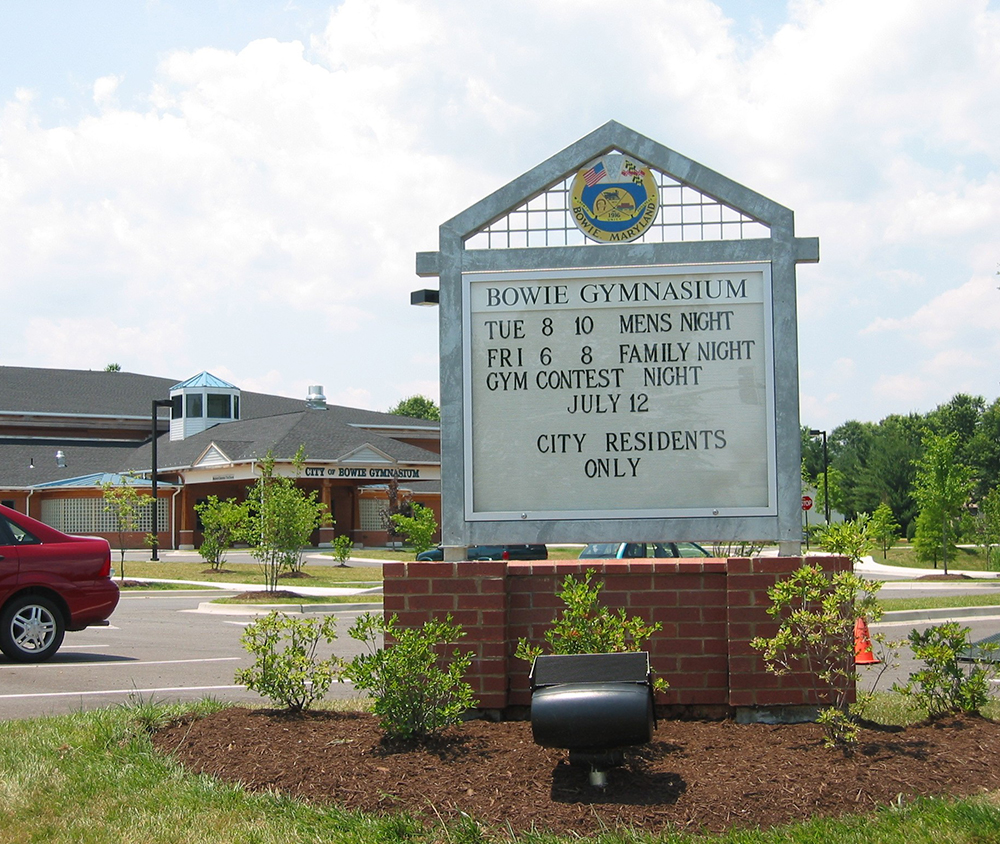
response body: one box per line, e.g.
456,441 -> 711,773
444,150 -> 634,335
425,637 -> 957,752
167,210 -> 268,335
855,556 -> 1000,581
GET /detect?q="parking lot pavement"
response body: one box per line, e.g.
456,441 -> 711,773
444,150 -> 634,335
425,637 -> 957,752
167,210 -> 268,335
0,590 -> 379,720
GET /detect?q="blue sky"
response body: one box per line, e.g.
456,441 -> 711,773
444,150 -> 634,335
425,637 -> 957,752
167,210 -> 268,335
1,0 -> 998,431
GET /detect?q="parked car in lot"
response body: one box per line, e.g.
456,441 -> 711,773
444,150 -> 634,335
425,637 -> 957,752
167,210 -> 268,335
0,504 -> 120,662
416,544 -> 548,561
579,541 -> 711,559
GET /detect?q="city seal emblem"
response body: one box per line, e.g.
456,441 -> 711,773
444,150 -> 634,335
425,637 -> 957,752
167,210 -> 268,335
570,154 -> 659,243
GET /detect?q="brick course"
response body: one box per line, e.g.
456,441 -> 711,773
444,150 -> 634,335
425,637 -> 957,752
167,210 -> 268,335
382,556 -> 851,714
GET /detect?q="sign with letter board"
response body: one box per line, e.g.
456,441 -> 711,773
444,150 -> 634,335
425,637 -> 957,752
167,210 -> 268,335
416,121 -> 818,550
464,264 -> 775,520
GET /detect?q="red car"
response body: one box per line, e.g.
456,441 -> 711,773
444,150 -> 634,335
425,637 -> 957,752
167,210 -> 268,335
0,504 -> 120,662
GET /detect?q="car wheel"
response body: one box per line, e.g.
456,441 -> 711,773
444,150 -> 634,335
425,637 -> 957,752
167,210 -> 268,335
0,595 -> 65,662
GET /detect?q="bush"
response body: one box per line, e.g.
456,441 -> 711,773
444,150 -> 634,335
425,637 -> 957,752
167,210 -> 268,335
817,513 -> 876,563
344,613 -> 476,739
751,562 -> 887,749
894,622 -> 998,717
390,503 -> 438,554
331,534 -> 353,567
235,611 -> 341,712
514,569 -> 667,692
194,495 -> 247,571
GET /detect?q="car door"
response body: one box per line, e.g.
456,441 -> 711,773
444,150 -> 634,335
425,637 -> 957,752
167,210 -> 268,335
0,514 -> 21,599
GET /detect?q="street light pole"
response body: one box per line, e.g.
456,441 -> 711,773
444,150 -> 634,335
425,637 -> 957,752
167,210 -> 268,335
150,399 -> 173,560
809,429 -> 830,525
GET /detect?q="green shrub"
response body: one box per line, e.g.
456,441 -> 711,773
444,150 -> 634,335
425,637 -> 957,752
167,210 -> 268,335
515,569 -> 662,663
751,562 -> 886,749
344,613 -> 476,739
894,622 -> 998,717
514,569 -> 667,692
331,534 -> 354,567
235,611 -> 341,712
817,512 -> 876,563
390,503 -> 438,554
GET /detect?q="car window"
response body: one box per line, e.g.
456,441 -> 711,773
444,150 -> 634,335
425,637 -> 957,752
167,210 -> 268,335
651,543 -> 675,558
622,543 -> 647,558
675,542 -> 709,557
0,515 -> 40,546
579,543 -> 617,558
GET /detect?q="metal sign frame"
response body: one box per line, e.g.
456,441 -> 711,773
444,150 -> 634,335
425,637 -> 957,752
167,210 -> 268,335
417,121 -> 818,551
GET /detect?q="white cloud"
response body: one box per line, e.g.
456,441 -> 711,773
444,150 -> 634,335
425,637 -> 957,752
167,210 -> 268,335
0,0 -> 998,424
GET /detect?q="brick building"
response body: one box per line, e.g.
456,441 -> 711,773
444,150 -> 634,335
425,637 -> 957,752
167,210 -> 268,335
0,366 -> 440,550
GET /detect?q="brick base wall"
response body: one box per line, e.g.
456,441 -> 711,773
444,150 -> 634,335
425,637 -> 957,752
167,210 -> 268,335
382,556 -> 851,715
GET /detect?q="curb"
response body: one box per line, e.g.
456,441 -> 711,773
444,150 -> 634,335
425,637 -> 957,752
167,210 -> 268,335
192,601 -> 384,616
878,606 -> 1000,624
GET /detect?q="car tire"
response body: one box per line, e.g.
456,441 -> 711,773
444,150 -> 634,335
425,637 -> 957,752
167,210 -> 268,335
0,595 -> 66,662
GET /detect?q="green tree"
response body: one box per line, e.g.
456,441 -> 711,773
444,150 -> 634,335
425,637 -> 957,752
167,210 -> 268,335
826,420 -> 877,518
388,395 -> 440,421
101,475 -> 154,581
912,432 -> 973,574
967,399 -> 1000,499
852,414 -> 923,536
926,393 -> 984,467
390,503 -> 438,554
870,502 -> 900,559
243,448 -> 331,590
975,488 -> 1000,571
194,496 -> 248,572
103,362 -> 121,372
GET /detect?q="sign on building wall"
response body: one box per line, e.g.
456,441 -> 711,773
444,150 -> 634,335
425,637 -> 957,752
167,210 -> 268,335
417,121 -> 818,550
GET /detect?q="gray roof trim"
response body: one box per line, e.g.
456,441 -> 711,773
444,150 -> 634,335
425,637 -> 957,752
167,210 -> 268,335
0,410 -> 162,421
347,423 -> 441,433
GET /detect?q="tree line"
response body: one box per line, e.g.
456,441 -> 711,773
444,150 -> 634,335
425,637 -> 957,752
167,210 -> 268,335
802,392 -> 1000,567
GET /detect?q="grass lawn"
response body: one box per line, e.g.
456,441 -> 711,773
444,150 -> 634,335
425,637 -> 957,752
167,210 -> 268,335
881,593 -> 1000,612
3,696 -> 1000,843
212,593 -> 381,605
123,560 -> 383,588
877,543 -> 1000,572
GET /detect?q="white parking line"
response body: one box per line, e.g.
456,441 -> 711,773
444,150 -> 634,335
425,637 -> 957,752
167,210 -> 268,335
0,684 -> 245,700
2,657 -> 242,669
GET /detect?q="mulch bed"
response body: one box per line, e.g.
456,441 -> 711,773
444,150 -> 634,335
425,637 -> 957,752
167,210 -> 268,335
153,709 -> 1000,836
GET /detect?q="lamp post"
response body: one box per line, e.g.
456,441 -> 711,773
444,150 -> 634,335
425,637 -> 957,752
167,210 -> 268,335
150,399 -> 173,560
809,429 -> 830,525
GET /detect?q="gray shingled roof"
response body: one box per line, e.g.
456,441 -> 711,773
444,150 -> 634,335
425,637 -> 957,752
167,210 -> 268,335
0,367 -> 440,488
0,440 -> 143,487
122,410 -> 439,472
0,366 -> 438,429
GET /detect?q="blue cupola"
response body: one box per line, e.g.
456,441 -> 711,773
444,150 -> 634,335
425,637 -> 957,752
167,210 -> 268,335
169,372 -> 240,440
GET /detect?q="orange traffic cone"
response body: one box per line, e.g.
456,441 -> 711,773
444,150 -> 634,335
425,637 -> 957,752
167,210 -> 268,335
854,617 -> 880,665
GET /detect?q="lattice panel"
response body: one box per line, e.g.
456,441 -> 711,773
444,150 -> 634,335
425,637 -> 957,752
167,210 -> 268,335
41,497 -> 167,533
465,157 -> 769,250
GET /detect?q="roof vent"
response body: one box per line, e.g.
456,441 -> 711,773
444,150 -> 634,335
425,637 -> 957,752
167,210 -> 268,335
306,385 -> 327,410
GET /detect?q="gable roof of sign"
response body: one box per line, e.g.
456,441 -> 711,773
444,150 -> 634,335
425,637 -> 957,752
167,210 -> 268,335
448,120 -> 796,239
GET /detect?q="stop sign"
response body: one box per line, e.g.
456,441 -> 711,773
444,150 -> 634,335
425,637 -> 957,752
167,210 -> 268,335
802,495 -> 813,511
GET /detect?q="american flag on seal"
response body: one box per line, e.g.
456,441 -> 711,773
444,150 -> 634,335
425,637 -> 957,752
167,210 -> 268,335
582,161 -> 606,186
